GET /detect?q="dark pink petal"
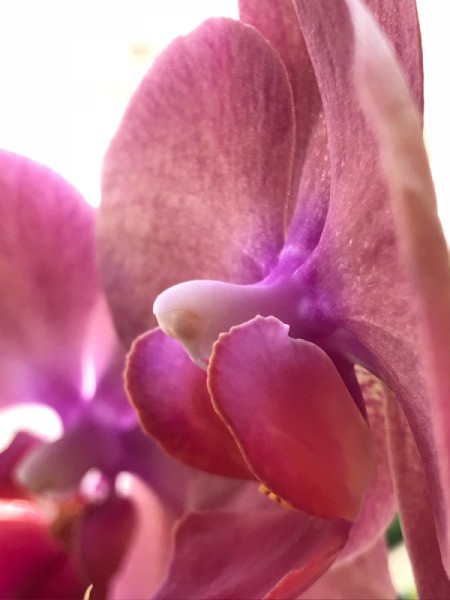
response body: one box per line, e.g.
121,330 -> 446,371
75,494 -> 136,599
126,328 -> 252,479
340,367 -> 395,560
208,316 -> 375,521
0,501 -> 84,598
0,150 -> 98,417
110,475 -> 175,599
239,0 -> 325,234
298,538 -> 395,600
294,0 -> 450,579
99,18 -> 294,345
153,502 -> 349,600
386,395 -> 450,598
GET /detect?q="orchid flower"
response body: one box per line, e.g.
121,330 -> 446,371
0,149 -> 186,598
98,0 -> 450,597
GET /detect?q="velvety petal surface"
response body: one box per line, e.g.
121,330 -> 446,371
0,501 -> 84,598
0,150 -> 98,418
239,1 -> 330,265
340,367 -> 395,560
126,328 -> 251,479
298,538 -> 395,600
294,0 -> 450,576
99,18 -> 294,346
75,494 -> 136,599
386,393 -> 450,598
208,316 -> 375,521
153,501 -> 349,600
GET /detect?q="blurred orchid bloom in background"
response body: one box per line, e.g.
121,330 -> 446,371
98,0 -> 450,597
0,151 -> 184,598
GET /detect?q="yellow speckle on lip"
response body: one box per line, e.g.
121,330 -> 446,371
258,484 -> 292,509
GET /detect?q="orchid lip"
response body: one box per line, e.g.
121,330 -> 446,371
153,278 -> 303,366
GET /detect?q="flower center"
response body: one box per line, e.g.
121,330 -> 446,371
154,277 -> 309,367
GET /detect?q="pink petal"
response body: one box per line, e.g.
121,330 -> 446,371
98,17 -> 294,346
75,493 -> 136,598
0,501 -> 84,598
298,538 -> 395,600
110,475 -> 175,600
340,367 -> 396,559
153,502 -> 349,600
239,0 -> 325,236
293,0 -> 450,578
0,150 -> 99,417
126,328 -> 252,479
386,394 -> 450,598
208,316 -> 376,521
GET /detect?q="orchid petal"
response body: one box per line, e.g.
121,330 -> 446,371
239,0 -> 327,243
294,0 -> 450,577
153,503 -> 349,600
208,316 -> 375,521
340,367 -> 395,560
110,475 -> 175,600
75,493 -> 136,599
99,18 -> 294,346
298,538 -> 395,600
0,150 -> 98,418
0,502 -> 84,598
386,393 -> 450,598
126,328 -> 252,479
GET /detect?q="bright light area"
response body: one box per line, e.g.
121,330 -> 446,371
0,0 -> 237,206
416,1 -> 450,238
0,404 -> 63,453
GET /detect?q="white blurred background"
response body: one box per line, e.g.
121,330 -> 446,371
0,1 -> 447,596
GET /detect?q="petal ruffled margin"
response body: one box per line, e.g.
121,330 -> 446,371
126,328 -> 251,479
208,316 -> 375,522
99,17 -> 294,346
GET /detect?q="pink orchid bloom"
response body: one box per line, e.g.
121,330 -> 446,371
98,0 -> 450,597
0,149 -> 189,598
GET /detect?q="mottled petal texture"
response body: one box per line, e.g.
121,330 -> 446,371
208,317 -> 375,521
99,18 -> 295,346
126,328 -> 251,478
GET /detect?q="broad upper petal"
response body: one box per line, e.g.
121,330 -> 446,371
126,328 -> 252,479
208,316 -> 375,521
98,18 -> 294,346
0,150 -> 99,419
239,0 -> 327,242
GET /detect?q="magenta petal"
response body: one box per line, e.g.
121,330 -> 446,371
208,317 -> 375,521
0,150 -> 98,412
153,505 -> 349,600
99,17 -> 295,345
299,538 -> 395,600
126,328 -> 252,479
239,0 -> 325,235
340,368 -> 395,560
294,0 -> 450,578
386,397 -> 450,598
75,494 -> 136,599
0,503 -> 84,599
